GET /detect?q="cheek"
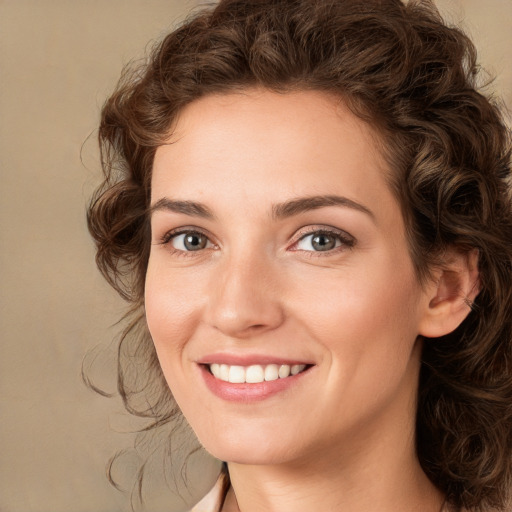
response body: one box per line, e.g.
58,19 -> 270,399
144,260 -> 205,371
289,252 -> 423,370
290,261 -> 423,433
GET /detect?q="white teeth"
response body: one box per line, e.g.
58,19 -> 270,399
208,363 -> 307,383
291,364 -> 303,375
210,363 -> 220,378
228,365 -> 246,383
220,364 -> 230,381
264,364 -> 279,381
278,364 -> 291,378
246,365 -> 264,383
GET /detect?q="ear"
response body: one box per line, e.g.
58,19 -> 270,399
418,248 -> 481,338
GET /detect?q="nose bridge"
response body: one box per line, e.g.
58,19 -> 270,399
206,243 -> 284,338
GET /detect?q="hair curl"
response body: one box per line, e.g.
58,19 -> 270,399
87,0 -> 512,509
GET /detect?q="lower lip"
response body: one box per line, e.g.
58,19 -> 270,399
199,364 -> 311,402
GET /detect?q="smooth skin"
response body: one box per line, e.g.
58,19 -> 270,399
145,89 -> 479,512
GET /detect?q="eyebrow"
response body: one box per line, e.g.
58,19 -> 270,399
149,195 -> 374,221
149,198 -> 216,219
271,195 -> 374,221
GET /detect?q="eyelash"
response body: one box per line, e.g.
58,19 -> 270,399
158,227 -> 355,259
292,228 -> 355,257
159,228 -> 214,258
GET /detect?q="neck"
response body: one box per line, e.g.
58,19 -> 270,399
224,455 -> 443,512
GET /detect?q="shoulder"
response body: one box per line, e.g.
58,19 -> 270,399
189,475 -> 226,512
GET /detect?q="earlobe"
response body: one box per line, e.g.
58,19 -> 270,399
419,248 -> 480,338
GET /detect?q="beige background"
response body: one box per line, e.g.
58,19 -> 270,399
0,1 -> 510,511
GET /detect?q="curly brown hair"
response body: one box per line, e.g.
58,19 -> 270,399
87,0 -> 512,510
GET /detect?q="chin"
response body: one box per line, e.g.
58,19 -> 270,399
194,425 -> 300,466
204,444 -> 292,466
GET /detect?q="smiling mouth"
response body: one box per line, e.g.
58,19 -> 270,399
206,363 -> 310,384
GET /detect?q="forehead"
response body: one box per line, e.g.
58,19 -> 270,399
151,89 -> 393,215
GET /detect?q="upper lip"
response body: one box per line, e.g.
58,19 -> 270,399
196,353 -> 314,366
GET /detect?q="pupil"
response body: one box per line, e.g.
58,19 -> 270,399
184,233 -> 206,251
312,234 -> 335,251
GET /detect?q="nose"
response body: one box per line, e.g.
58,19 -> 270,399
205,250 -> 285,339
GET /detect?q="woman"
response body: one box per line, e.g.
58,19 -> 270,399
87,0 -> 512,511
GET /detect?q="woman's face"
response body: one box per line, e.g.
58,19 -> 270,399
146,89 -> 433,465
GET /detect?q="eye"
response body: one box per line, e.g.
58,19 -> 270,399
294,229 -> 355,253
164,230 -> 214,252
